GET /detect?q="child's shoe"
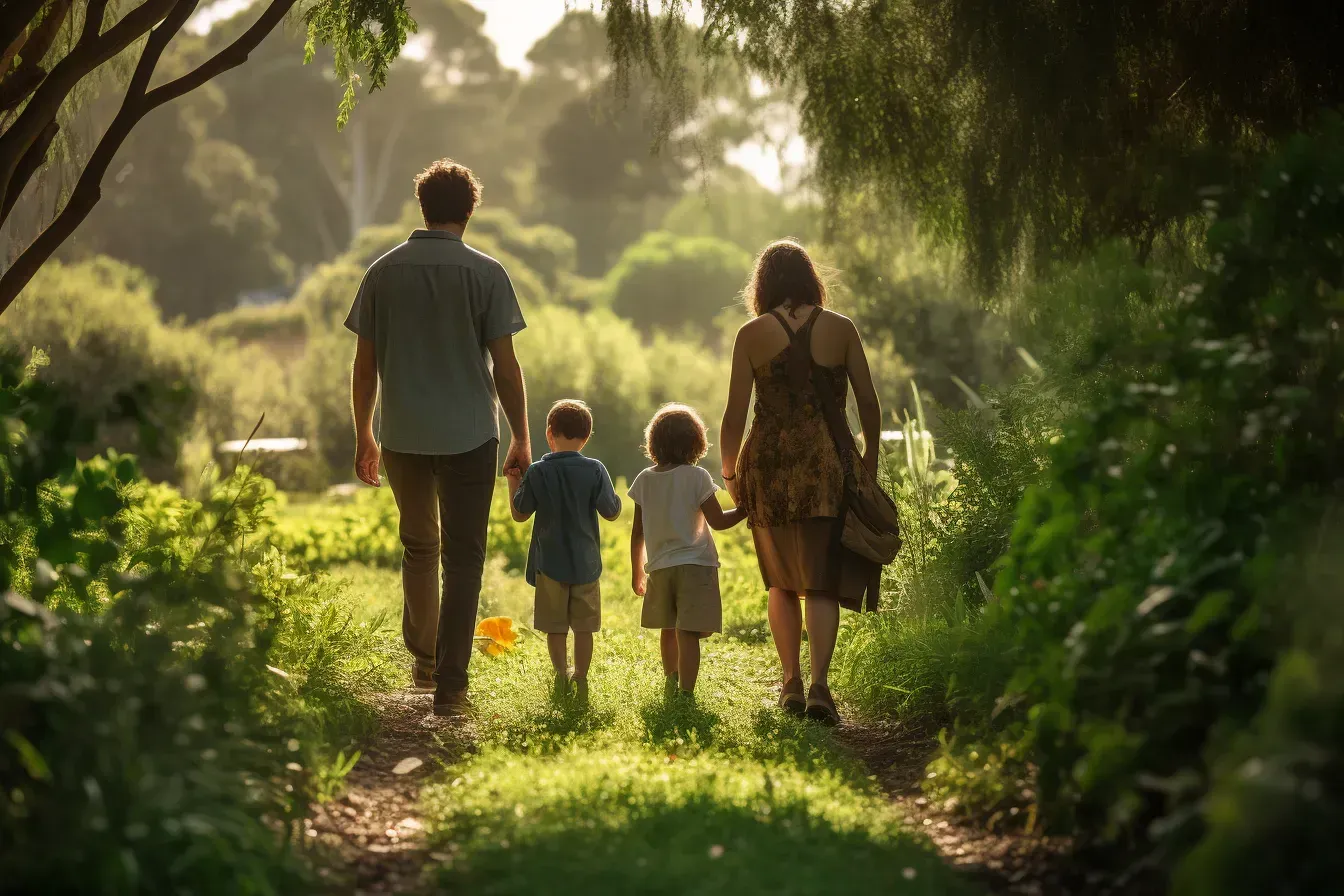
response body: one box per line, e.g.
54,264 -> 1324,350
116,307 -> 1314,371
573,676 -> 589,705
664,673 -> 679,700
553,671 -> 572,700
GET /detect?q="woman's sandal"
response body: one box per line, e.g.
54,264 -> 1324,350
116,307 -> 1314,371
779,677 -> 806,716
805,683 -> 841,726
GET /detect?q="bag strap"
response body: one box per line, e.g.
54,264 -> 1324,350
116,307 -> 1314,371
794,312 -> 859,489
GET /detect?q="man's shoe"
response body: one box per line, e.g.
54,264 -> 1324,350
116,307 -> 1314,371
411,666 -> 436,693
432,689 -> 472,718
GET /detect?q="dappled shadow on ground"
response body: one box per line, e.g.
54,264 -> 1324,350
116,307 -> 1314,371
639,693 -> 723,750
429,794 -> 972,895
488,692 -> 618,753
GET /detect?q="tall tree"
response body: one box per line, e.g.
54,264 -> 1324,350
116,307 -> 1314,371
0,0 -> 413,317
203,0 -> 514,267
605,1 -> 1344,291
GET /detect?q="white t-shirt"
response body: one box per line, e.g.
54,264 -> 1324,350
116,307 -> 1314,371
627,465 -> 720,571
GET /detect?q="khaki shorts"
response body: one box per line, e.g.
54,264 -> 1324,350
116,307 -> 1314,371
534,573 -> 601,634
641,564 -> 722,634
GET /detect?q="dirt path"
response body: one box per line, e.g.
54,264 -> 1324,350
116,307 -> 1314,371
838,719 -> 1148,896
307,693 -> 468,895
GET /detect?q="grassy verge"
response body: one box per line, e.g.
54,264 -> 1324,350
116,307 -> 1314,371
330,534 -> 978,894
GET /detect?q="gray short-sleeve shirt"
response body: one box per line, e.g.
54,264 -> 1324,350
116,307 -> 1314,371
344,229 -> 526,455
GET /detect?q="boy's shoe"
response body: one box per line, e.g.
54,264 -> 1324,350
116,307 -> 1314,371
664,673 -> 679,700
432,689 -> 473,718
553,671 -> 573,700
573,676 -> 589,705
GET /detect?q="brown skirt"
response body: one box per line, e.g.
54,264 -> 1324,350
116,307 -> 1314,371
751,517 -> 881,612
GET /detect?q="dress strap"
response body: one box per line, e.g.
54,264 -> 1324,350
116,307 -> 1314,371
768,306 -> 823,389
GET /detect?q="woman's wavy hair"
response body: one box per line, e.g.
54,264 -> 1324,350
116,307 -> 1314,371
744,239 -> 829,316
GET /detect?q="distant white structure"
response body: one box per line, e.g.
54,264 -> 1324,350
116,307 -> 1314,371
217,437 -> 308,454
880,430 -> 933,442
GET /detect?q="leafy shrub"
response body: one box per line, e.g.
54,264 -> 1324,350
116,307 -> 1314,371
981,122 -> 1344,866
1172,536 -> 1344,896
1,353 -> 395,891
200,300 -> 307,346
605,231 -> 752,340
1,258 -> 200,479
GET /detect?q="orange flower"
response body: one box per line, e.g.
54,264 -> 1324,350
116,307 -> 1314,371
475,616 -> 518,656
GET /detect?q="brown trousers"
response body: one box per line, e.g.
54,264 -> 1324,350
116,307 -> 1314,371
382,439 -> 496,696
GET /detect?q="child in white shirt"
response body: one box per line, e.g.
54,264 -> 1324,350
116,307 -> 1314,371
628,403 -> 746,697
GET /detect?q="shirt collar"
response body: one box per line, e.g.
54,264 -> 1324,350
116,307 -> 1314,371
543,451 -> 581,460
410,229 -> 463,241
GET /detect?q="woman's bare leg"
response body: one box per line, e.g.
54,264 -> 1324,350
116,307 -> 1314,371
804,597 -> 839,688
768,588 -> 803,684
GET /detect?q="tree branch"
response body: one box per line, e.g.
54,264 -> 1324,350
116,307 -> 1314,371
0,0 -> 74,111
0,0 -> 301,317
0,0 -> 179,217
0,117 -> 56,221
0,0 -> 46,60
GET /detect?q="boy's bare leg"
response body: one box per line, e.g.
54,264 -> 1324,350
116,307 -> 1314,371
573,631 -> 594,681
676,629 -> 701,693
660,628 -> 678,678
547,632 -> 568,675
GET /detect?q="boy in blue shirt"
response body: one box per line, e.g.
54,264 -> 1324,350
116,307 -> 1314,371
505,399 -> 622,700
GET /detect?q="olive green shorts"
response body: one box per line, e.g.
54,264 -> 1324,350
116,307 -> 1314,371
641,564 -> 722,634
534,573 -> 602,634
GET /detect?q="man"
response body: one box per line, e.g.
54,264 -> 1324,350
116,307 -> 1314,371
346,159 -> 530,717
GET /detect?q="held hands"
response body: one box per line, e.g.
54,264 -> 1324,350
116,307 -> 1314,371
355,434 -> 381,487
503,437 -> 532,479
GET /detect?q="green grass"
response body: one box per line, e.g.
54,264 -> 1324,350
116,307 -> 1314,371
293,491 -> 979,893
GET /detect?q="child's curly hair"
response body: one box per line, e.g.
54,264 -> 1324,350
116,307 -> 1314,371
643,403 -> 709,466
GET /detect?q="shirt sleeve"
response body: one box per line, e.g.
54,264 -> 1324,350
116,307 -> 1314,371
482,263 -> 527,343
513,466 -> 538,517
595,462 -> 621,518
626,470 -> 644,505
343,266 -> 378,338
694,466 -> 718,505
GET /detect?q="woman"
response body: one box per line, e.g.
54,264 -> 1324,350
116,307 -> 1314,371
720,240 -> 882,725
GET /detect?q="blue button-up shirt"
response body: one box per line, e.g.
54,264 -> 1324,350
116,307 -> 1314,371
513,451 -> 621,586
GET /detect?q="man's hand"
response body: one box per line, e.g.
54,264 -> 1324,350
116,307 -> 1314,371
355,434 -> 381,487
632,569 -> 647,597
503,437 -> 531,478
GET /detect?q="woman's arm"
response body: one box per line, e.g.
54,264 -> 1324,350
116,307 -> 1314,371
719,326 -> 754,501
630,504 -> 647,596
844,318 -> 883,474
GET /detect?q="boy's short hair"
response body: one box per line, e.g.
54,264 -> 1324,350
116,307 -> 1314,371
414,159 -> 481,225
644,403 -> 709,466
547,399 -> 593,441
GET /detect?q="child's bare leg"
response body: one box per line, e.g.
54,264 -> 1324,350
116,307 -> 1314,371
572,631 -> 594,681
660,628 -> 679,678
676,629 -> 701,693
546,632 -> 568,675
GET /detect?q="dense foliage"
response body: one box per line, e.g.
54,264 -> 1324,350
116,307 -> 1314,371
608,1 -> 1344,290
0,352 -> 396,891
